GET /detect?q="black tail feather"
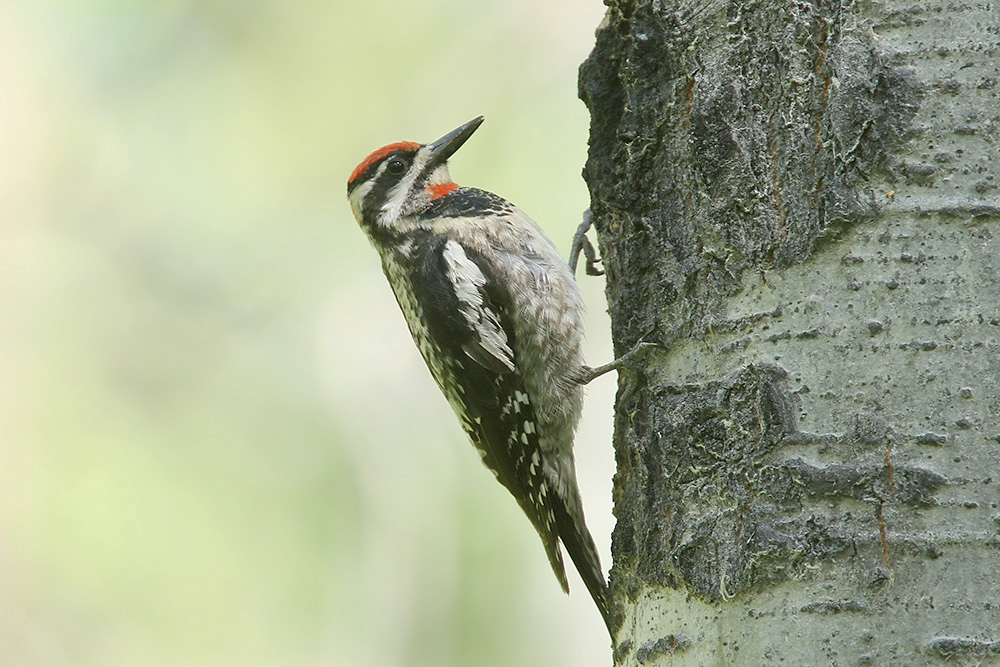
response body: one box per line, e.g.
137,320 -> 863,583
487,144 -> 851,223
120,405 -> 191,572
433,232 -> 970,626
551,494 -> 615,639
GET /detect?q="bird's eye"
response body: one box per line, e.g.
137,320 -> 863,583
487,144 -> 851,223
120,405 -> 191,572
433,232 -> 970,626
386,158 -> 406,175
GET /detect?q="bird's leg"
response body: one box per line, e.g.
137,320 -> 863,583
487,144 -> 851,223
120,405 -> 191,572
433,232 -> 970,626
569,209 -> 605,277
578,341 -> 662,384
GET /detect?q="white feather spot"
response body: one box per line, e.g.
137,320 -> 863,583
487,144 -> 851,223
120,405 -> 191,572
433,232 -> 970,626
442,240 -> 515,373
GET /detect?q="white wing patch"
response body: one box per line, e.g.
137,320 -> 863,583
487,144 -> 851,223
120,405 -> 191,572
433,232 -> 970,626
442,239 -> 516,374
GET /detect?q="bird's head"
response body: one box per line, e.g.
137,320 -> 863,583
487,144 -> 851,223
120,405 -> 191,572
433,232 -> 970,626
347,116 -> 484,238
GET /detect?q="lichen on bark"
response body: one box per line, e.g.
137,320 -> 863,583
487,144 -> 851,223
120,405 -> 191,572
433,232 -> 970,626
580,0 -> 1000,663
579,1 -> 923,348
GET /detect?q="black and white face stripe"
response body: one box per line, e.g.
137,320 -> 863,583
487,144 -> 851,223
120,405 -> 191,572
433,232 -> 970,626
377,146 -> 434,224
348,145 -> 455,242
348,147 -> 418,226
348,118 -> 484,239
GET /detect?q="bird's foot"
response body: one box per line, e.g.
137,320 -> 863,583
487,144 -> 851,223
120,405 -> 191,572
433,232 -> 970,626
578,341 -> 662,384
569,209 -> 604,277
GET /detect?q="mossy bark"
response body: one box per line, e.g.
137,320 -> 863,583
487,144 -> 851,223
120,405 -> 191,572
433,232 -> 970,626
579,1 -> 1000,664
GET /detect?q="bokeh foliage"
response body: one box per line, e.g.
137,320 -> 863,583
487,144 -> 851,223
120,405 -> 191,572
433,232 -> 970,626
0,1 -> 614,665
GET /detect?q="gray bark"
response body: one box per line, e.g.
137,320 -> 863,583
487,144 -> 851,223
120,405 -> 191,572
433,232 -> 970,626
578,0 -> 1000,664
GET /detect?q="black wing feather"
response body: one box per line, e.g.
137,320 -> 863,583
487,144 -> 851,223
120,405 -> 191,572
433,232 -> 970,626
410,235 -> 569,591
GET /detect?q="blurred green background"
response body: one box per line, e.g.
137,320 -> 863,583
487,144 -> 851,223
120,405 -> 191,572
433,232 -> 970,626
0,1 -> 617,665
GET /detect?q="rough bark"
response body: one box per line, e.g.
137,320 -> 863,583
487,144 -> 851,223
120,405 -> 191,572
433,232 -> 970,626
579,0 -> 1000,664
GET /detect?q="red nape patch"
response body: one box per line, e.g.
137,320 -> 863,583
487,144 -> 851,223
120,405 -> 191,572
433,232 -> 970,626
426,181 -> 458,200
349,141 -> 420,186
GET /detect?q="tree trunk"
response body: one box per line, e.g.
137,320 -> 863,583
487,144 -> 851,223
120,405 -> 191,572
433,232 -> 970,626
579,0 -> 1000,664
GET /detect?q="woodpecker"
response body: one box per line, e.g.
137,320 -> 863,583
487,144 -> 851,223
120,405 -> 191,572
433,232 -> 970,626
347,116 -> 613,635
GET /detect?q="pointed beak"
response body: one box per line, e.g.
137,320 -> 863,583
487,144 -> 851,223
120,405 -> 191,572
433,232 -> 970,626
426,116 -> 484,168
